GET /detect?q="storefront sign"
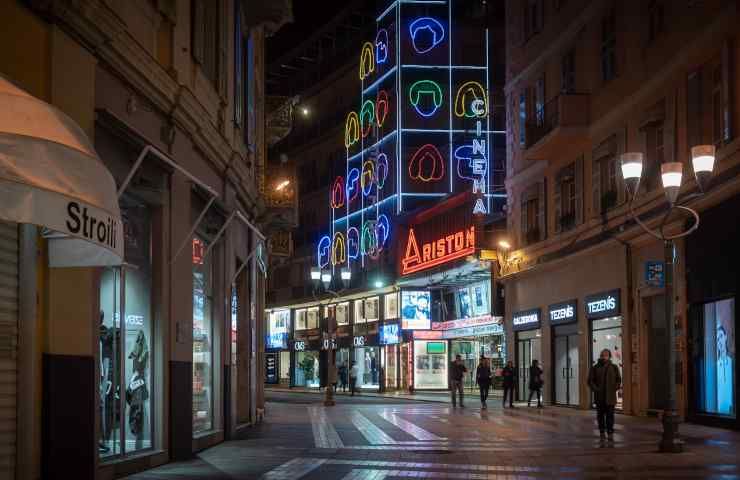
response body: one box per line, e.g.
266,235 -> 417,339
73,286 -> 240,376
512,308 -> 541,331
265,353 -> 278,384
443,322 -> 503,339
401,290 -> 431,330
379,323 -> 400,345
293,340 -> 306,351
645,261 -> 665,287
432,314 -> 500,331
413,330 -> 444,340
321,336 -> 337,350
585,289 -> 620,319
353,335 -> 368,347
401,226 -> 476,275
548,300 -> 577,326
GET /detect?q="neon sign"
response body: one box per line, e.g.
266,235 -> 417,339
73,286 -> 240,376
346,168 -> 360,202
409,17 -> 445,54
454,81 -> 487,118
376,214 -> 390,246
361,220 -> 378,257
375,90 -> 389,127
375,29 -> 389,64
331,176 -> 345,209
361,160 -> 375,196
317,235 -> 331,268
409,144 -> 445,182
454,142 -> 487,180
332,232 -> 346,265
359,42 -> 375,80
344,112 -> 359,148
401,226 -> 475,275
375,153 -> 388,189
360,100 -> 375,138
347,226 -> 360,259
409,80 -> 443,117
192,237 -> 205,265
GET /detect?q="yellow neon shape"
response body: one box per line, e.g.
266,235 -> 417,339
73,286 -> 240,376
361,160 -> 375,190
332,232 -> 346,266
344,111 -> 359,148
454,81 -> 488,118
359,42 -> 375,80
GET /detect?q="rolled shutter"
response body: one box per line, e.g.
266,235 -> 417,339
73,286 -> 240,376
538,180 -> 546,241
0,221 -> 18,477
575,155 -> 584,224
191,0 -> 205,64
553,175 -> 562,234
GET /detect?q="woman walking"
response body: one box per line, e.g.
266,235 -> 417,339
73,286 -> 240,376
528,359 -> 543,408
501,360 -> 516,408
476,356 -> 492,409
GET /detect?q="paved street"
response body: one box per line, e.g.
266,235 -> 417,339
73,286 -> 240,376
126,392 -> 740,479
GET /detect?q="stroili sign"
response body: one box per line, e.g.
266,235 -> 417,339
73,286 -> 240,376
548,300 -> 577,326
584,289 -> 621,319
512,308 -> 541,331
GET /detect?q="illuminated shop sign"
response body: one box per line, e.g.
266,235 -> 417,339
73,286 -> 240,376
379,323 -> 400,345
321,335 -> 337,351
444,323 -> 503,339
512,308 -> 541,332
548,300 -> 577,326
585,289 -> 621,320
413,330 -> 444,340
401,226 -> 475,275
432,314 -> 499,331
401,290 -> 431,330
293,340 -> 306,351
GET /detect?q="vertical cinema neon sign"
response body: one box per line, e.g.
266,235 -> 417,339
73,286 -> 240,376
401,226 -> 475,275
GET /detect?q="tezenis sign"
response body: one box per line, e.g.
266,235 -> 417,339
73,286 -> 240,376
401,226 -> 475,275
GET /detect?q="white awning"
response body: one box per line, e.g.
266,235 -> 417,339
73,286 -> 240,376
0,74 -> 123,267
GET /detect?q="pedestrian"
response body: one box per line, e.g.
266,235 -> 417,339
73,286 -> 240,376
349,361 -> 359,396
450,354 -> 467,407
501,360 -> 515,408
587,348 -> 622,441
527,359 -> 543,408
338,361 -> 348,392
328,359 -> 338,393
476,355 -> 492,409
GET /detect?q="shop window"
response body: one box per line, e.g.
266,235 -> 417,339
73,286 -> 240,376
295,309 -> 308,330
336,302 -> 349,326
365,297 -> 379,322
306,307 -> 319,329
192,235 -> 214,434
384,293 -> 399,320
355,300 -> 365,324
99,200 -> 153,459
691,298 -> 735,417
266,310 -> 290,349
601,10 -> 617,82
295,351 -> 320,388
413,341 -> 448,389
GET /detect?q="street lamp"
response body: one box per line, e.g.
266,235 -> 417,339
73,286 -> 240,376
310,266 -> 321,281
619,144 -> 715,453
321,270 -> 332,286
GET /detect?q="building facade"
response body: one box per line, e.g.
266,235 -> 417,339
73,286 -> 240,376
0,1 -> 290,478
502,0 -> 740,428
266,0 -> 508,395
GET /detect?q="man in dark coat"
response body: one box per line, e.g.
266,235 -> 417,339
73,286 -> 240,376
450,354 -> 468,407
588,348 -> 622,441
501,360 -> 516,408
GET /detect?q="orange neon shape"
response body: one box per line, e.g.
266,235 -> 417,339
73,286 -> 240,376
331,176 -> 345,209
401,226 -> 476,275
376,90 -> 389,127
408,144 -> 445,182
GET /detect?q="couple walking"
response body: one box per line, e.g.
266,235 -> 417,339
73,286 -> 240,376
449,354 -> 493,408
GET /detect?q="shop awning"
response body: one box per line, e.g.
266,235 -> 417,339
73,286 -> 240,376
0,74 -> 123,267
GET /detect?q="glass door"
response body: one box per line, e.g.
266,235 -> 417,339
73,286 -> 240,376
591,316 -> 624,410
554,336 -> 568,404
567,334 -> 580,405
554,324 -> 579,406
517,339 -> 531,401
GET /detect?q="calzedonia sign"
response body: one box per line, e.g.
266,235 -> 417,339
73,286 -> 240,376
548,300 -> 577,326
401,226 -> 475,275
584,289 -> 620,320
512,308 -> 541,332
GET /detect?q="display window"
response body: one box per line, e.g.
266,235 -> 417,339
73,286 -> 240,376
336,348 -> 352,392
691,298 -> 735,417
385,293 -> 399,319
384,345 -> 399,390
413,340 -> 448,389
353,346 -> 380,389
365,297 -> 379,322
401,291 -> 431,330
267,310 -> 290,349
192,236 -> 214,433
296,309 -> 307,330
591,316 -> 623,410
307,307 -> 320,328
279,351 -> 291,384
354,300 -> 365,324
449,340 -> 480,391
99,199 -> 153,460
336,302 -> 349,325
294,351 -> 320,388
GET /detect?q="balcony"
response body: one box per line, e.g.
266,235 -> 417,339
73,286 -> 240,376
525,93 -> 590,159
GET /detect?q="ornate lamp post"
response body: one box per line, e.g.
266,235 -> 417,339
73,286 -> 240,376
619,145 -> 716,453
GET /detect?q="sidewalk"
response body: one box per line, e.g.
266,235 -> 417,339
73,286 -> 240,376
265,385 -> 502,403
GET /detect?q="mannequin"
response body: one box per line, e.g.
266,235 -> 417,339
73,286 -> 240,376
126,330 -> 149,448
99,310 -> 119,453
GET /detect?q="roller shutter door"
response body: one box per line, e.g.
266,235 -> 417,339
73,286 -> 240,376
0,220 -> 18,478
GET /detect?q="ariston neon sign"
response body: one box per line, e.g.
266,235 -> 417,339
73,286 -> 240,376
401,226 -> 475,275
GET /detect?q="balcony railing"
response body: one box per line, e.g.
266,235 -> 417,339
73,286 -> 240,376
526,93 -> 590,150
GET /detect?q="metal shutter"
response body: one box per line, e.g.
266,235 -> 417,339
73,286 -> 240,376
0,221 -> 18,478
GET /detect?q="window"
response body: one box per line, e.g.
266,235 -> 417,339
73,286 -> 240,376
687,71 -> 703,149
601,10 -> 617,82
713,64 -> 723,147
525,198 -> 539,232
524,0 -> 545,40
599,155 -> 618,212
365,297 -> 379,322
644,123 -> 665,191
561,49 -> 575,93
193,236 -> 213,433
535,76 -> 545,127
384,293 -> 399,320
307,307 -> 319,329
233,1 -> 243,127
336,302 -> 349,326
521,194 -> 540,245
519,91 -> 527,147
648,1 -> 664,43
355,300 -> 365,324
296,309 -> 308,330
191,0 -> 222,87
561,176 -> 576,215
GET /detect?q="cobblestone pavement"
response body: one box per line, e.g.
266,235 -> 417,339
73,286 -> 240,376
126,393 -> 740,479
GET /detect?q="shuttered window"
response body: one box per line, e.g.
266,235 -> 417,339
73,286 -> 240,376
0,221 -> 18,478
191,0 -> 223,91
234,1 -> 243,127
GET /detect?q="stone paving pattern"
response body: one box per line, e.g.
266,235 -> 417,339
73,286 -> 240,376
125,391 -> 740,479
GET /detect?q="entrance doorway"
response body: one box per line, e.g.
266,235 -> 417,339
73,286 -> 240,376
516,330 -> 542,401
553,324 -> 579,406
